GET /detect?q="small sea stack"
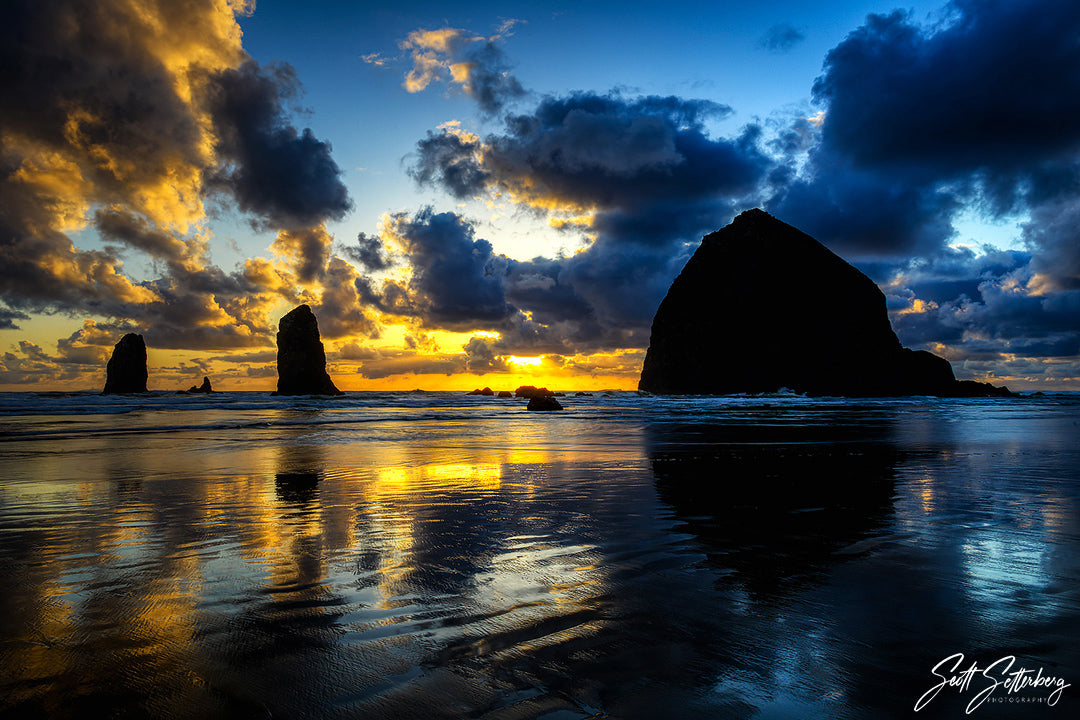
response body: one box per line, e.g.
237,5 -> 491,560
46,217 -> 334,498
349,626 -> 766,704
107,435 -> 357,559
102,333 -> 148,394
639,209 -> 1010,398
187,377 -> 213,393
273,305 -> 343,396
514,385 -> 554,399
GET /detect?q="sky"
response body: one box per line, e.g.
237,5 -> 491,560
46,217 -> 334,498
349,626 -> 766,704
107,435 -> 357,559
1,0 -> 1079,392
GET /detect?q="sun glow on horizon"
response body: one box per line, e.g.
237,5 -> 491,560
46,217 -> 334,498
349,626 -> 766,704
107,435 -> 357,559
507,355 -> 543,366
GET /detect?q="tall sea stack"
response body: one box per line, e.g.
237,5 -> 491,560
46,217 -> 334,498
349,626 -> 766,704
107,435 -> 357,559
639,209 -> 1009,397
273,305 -> 343,396
102,333 -> 148,394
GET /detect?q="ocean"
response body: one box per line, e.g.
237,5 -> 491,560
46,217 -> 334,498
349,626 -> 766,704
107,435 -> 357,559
0,390 -> 1077,719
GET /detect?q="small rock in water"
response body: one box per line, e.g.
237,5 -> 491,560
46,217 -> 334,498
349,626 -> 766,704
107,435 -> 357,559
527,396 -> 563,411
514,385 -> 554,399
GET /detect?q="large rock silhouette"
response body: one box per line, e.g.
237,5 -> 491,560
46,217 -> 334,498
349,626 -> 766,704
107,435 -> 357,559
273,305 -> 343,396
102,333 -> 148,394
639,209 -> 1010,397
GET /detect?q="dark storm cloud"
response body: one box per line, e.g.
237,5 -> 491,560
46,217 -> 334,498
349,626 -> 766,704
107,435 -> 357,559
768,159 -> 960,259
0,0 -> 201,314
205,61 -> 352,230
0,0 -> 353,364
412,129 -> 491,198
453,36 -> 527,116
355,206 -> 666,355
761,0 -> 1080,377
0,0 -> 205,198
94,209 -> 190,262
402,92 -> 773,348
769,0 -> 1080,263
883,246 -> 1080,366
414,93 -> 766,210
388,208 -> 515,329
0,307 -> 31,330
344,232 -> 394,271
314,257 -> 379,339
760,24 -> 806,53
271,226 -> 331,284
814,1 -> 1080,181
1024,200 -> 1080,291
463,336 -> 508,373
502,257 -> 592,326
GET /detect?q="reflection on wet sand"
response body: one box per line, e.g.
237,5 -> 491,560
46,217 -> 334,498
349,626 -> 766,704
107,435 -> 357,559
650,417 -> 900,599
1,396 -> 1078,719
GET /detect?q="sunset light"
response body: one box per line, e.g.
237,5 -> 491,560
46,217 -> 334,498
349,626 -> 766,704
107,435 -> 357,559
2,3 -> 1079,719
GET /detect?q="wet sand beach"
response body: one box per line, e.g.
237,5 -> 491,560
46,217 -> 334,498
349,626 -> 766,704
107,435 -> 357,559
1,391 -> 1077,718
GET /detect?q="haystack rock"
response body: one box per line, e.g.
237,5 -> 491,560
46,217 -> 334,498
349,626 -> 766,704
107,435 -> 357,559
102,333 -> 148,394
273,305 -> 343,396
639,209 -> 1011,398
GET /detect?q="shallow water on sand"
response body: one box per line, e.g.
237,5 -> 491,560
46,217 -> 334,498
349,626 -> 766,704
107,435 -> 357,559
0,391 -> 1077,718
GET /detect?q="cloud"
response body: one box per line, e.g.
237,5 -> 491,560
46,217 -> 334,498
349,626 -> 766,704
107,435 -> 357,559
879,246 -> 1080,385
94,208 -> 193,264
768,1 -> 1080,262
759,0 -> 1080,381
204,60 -> 352,229
411,124 -> 491,198
0,331 -> 114,386
354,350 -> 467,380
344,232 -> 393,271
1024,199 -> 1080,291
380,208 -> 516,329
0,307 -> 31,330
760,23 -> 805,53
401,27 -> 526,115
314,257 -> 380,339
768,157 -> 960,259
413,93 -> 761,212
463,336 -> 508,373
405,92 -> 772,346
0,0 -> 356,371
812,1 -> 1080,195
271,225 -> 333,284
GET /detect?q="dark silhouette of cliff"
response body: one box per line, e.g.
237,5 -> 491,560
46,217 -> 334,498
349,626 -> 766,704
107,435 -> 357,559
639,209 -> 1011,397
273,305 -> 343,396
102,333 -> 148,394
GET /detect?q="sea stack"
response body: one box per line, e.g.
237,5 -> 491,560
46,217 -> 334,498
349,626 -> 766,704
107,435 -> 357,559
188,377 -> 213,393
102,333 -> 148,394
273,305 -> 343,396
639,209 -> 1010,397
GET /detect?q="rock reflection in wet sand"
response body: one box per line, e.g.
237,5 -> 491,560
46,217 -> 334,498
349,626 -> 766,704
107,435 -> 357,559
0,397 -> 1076,719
